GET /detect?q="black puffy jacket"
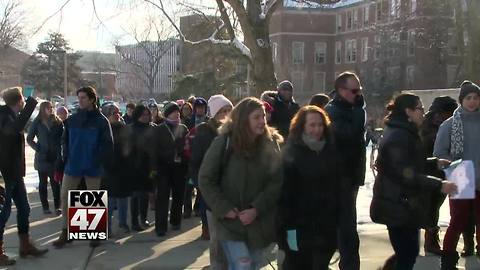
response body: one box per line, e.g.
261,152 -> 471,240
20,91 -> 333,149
277,139 -> 340,250
325,95 -> 366,186
370,118 -> 443,228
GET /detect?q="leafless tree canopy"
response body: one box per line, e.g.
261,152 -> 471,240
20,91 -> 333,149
0,0 -> 25,48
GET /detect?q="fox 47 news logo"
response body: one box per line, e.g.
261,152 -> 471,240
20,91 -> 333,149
68,190 -> 108,240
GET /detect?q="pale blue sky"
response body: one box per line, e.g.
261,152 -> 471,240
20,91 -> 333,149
21,0 -> 215,53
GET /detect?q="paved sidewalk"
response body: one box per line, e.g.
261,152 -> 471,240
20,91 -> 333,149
2,191 -> 480,270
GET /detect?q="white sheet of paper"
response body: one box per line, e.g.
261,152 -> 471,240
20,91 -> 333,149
444,160 -> 476,199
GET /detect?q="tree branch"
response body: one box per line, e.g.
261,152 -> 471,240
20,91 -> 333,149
215,0 -> 236,41
32,0 -> 73,35
265,0 -> 282,22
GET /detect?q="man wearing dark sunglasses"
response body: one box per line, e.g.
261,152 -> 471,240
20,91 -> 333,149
325,71 -> 367,270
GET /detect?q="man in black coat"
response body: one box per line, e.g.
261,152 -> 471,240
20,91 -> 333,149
270,80 -> 300,138
0,87 -> 48,265
325,72 -> 366,270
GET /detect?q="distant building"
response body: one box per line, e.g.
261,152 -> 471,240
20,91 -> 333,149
115,40 -> 180,99
270,0 -> 461,103
77,51 -> 117,97
0,46 -> 30,90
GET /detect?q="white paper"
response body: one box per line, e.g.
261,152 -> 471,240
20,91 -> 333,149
444,160 -> 476,199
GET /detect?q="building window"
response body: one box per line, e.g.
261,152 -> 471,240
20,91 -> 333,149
335,41 -> 342,64
272,42 -> 278,62
291,71 -> 304,92
448,31 -> 459,55
407,30 -> 415,56
292,42 -> 304,64
406,66 -> 415,88
336,14 -> 343,32
313,72 -> 326,92
314,42 -> 327,64
387,66 -> 400,82
376,3 -> 382,21
391,0 -> 400,18
363,5 -> 370,27
353,9 -> 359,29
374,36 -> 381,60
345,39 -> 357,63
447,65 -> 458,87
411,0 -> 417,14
361,38 -> 369,62
347,11 -> 353,30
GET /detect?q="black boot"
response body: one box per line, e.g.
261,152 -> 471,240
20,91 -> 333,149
461,233 -> 475,257
424,227 -> 442,255
441,252 -> 459,270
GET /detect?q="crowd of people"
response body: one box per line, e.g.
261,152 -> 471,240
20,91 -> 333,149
0,71 -> 479,270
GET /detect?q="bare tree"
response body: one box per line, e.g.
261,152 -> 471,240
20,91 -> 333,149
144,0 -> 340,96
115,19 -> 177,96
0,0 -> 25,48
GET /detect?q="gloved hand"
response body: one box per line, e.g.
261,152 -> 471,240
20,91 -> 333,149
149,170 -> 158,179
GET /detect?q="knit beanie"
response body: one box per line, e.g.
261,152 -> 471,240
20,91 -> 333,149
277,80 -> 294,92
263,101 -> 274,113
163,101 -> 180,118
428,96 -> 457,114
194,97 -> 208,107
208,95 -> 233,118
56,106 -> 68,115
459,80 -> 480,104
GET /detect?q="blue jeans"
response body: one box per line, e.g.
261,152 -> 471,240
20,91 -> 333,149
221,241 -> 266,270
0,178 -> 30,240
387,226 -> 420,270
108,196 -> 129,232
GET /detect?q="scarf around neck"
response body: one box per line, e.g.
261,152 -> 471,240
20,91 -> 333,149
302,133 -> 326,153
450,107 -> 464,159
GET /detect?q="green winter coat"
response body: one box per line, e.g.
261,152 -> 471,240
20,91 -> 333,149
199,131 -> 283,249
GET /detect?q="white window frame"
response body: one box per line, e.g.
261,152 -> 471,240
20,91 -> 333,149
374,36 -> 381,60
411,0 -> 417,14
314,42 -> 327,65
407,30 -> 415,56
292,41 -> 304,64
391,0 -> 400,18
272,42 -> 278,63
361,37 -> 369,62
291,71 -> 304,92
336,14 -> 343,32
363,5 -> 370,27
353,9 -> 359,29
345,39 -> 357,63
335,41 -> 342,64
346,10 -> 353,30
406,65 -> 415,88
313,72 -> 326,92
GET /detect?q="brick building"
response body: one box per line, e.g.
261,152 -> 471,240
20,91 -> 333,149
270,0 -> 461,104
0,46 -> 30,90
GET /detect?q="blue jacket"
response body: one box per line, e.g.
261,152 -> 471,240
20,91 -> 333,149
62,108 -> 113,177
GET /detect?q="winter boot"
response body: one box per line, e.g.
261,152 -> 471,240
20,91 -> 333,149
461,233 -> 475,257
52,229 -> 72,249
441,252 -> 459,270
19,233 -> 48,257
0,241 -> 15,266
424,227 -> 442,255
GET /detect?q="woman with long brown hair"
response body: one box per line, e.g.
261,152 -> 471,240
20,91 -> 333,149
27,101 -> 63,215
199,97 -> 283,270
277,105 -> 340,269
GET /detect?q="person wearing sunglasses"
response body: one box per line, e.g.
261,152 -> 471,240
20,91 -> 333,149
324,71 -> 366,270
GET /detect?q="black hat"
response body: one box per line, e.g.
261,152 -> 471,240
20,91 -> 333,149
277,80 -> 294,92
163,101 -> 180,118
429,96 -> 457,114
459,80 -> 480,104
